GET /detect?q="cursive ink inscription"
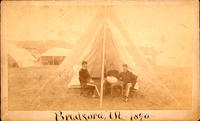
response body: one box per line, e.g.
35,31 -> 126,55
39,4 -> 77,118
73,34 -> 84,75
130,113 -> 150,121
55,111 -> 149,121
55,111 -> 105,121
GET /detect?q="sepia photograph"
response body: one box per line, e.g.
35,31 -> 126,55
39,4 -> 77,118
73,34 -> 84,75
1,0 -> 199,121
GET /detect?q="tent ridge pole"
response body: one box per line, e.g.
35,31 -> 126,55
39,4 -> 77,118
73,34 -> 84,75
100,14 -> 106,108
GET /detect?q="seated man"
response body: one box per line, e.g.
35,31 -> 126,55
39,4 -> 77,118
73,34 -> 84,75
104,64 -> 121,95
106,63 -> 119,83
119,64 -> 137,102
79,61 -> 96,97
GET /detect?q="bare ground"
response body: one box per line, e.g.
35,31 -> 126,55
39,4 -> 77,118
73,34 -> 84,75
8,65 -> 192,110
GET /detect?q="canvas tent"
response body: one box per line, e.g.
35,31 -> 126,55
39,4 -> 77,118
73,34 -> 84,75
34,6 -> 180,108
7,43 -> 36,68
39,48 -> 71,65
8,54 -> 19,67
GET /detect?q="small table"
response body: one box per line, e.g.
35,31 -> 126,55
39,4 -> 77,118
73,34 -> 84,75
110,81 -> 124,96
87,82 -> 100,96
87,80 -> 124,97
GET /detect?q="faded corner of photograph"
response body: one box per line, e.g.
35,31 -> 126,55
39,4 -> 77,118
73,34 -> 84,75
3,2 -> 195,111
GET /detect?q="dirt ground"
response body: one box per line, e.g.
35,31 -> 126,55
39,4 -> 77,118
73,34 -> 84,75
8,65 -> 192,110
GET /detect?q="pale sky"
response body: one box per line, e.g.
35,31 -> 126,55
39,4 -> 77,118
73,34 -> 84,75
3,2 -> 196,67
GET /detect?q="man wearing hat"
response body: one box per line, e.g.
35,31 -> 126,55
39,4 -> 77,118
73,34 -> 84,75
79,61 -> 98,98
79,61 -> 90,96
119,64 -> 137,102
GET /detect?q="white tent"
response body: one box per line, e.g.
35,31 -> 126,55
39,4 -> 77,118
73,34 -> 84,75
40,48 -> 71,65
67,64 -> 81,88
7,43 -> 36,68
41,48 -> 71,56
32,6 -> 181,108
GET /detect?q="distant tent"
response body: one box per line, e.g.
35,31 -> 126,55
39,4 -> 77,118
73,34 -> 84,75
8,55 -> 19,67
39,48 -> 71,65
27,48 -> 41,60
7,43 -> 36,68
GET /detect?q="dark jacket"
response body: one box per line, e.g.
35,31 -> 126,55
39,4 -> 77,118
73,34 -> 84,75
79,68 -> 91,83
119,70 -> 137,84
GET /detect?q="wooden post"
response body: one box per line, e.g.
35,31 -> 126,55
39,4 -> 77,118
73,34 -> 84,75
100,18 -> 106,108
